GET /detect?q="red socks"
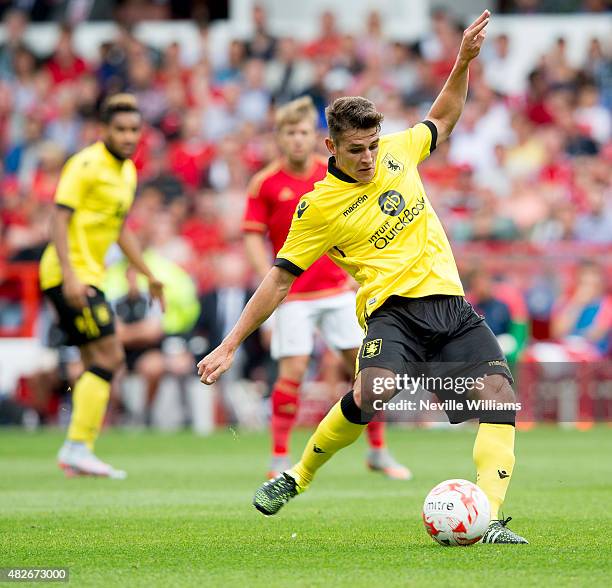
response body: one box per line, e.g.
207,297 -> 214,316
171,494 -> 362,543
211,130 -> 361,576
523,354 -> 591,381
270,378 -> 300,456
366,419 -> 386,450
271,378 -> 386,454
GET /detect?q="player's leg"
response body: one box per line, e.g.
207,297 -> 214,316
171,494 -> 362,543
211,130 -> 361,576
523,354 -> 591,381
47,286 -> 126,478
318,292 -> 411,480
253,301 -> 416,515
470,374 -> 527,543
58,333 -> 127,478
289,366 -> 397,485
268,300 -> 316,477
318,295 -> 389,451
253,366 -> 397,516
290,294 -> 376,487
469,374 -> 517,519
268,354 -> 309,477
61,332 -> 124,457
434,297 -> 528,543
68,334 -> 124,446
339,347 -> 411,480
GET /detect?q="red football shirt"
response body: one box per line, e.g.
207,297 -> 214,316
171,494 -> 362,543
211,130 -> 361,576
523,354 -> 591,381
242,158 -> 349,299
168,140 -> 215,189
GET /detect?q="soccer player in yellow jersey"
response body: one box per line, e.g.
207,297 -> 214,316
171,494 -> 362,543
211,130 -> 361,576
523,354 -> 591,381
40,94 -> 163,479
199,11 -> 528,543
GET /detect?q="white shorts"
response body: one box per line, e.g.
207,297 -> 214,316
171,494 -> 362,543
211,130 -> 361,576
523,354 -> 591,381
271,291 -> 364,360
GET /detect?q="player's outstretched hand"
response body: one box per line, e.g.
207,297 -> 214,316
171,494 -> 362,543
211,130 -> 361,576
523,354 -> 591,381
197,344 -> 235,385
148,277 -> 165,312
458,9 -> 490,64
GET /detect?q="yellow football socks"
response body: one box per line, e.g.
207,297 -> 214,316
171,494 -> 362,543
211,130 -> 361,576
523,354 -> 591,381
473,423 -> 516,520
289,400 -> 366,489
67,369 -> 111,450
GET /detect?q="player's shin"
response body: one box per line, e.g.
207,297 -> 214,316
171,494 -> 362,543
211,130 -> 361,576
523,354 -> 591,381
289,390 -> 370,488
473,414 -> 516,521
270,378 -> 300,456
67,366 -> 113,450
365,419 -> 385,449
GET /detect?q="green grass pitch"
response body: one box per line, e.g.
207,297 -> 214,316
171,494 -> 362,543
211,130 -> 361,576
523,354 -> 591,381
1,426 -> 611,587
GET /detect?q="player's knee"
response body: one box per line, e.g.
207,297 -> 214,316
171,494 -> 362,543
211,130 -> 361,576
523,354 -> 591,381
104,343 -> 125,373
357,367 -> 397,413
474,374 -> 516,403
471,374 -> 517,424
360,390 -> 394,414
279,355 -> 309,383
359,385 -> 378,413
88,337 -> 125,374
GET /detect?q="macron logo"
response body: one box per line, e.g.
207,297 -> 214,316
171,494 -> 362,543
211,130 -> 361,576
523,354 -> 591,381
343,194 -> 368,217
296,200 -> 310,219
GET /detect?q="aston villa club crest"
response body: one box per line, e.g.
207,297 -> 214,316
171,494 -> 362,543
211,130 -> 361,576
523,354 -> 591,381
382,153 -> 403,175
362,338 -> 383,358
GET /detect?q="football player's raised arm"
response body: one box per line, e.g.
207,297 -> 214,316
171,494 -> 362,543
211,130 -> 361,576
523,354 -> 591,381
197,266 -> 295,384
426,10 -> 490,145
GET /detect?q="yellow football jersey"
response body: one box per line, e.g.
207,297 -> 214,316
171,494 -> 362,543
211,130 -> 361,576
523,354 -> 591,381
39,142 -> 137,290
275,121 -> 464,329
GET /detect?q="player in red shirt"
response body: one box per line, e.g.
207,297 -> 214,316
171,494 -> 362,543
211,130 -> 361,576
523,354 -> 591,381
243,97 -> 410,480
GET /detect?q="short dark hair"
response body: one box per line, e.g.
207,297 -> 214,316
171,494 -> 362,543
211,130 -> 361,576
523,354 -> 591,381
325,96 -> 384,143
100,93 -> 140,124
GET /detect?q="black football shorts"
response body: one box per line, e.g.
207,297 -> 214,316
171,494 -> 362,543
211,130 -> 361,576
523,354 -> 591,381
357,295 -> 513,421
44,285 -> 116,347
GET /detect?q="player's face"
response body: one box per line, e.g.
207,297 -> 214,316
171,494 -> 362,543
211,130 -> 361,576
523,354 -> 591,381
326,127 -> 379,183
104,112 -> 142,159
277,119 -> 317,165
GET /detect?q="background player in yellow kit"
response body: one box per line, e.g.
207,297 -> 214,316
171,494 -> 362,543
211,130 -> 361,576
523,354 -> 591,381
199,11 -> 528,544
39,94 -> 164,478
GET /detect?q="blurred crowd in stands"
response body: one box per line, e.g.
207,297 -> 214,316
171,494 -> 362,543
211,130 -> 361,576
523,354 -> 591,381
0,1 -> 226,23
0,1 -> 608,23
500,0 -> 611,13
0,4 -> 610,425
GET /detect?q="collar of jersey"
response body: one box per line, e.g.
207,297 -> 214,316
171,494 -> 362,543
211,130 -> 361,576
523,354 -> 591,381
100,141 -> 126,165
328,157 -> 358,183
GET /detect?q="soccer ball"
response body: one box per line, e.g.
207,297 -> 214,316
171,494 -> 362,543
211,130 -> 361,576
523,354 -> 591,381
422,479 -> 490,546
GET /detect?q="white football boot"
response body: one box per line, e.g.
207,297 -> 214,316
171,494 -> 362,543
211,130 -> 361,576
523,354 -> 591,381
58,441 -> 127,479
366,448 -> 413,481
